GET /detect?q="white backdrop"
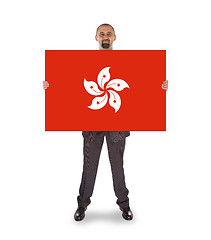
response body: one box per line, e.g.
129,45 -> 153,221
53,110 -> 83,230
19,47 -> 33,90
0,0 -> 211,239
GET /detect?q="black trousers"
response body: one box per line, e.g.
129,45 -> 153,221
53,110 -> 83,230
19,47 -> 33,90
77,131 -> 129,209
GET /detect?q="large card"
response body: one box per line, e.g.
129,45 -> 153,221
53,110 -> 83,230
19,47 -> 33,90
45,50 -> 166,131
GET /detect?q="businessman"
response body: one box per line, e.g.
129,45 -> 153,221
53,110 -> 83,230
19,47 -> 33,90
43,23 -> 168,221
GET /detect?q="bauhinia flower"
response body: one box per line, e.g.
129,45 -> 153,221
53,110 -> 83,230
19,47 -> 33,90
84,67 -> 130,113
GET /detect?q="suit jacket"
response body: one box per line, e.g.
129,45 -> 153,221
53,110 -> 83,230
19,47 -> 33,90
82,131 -> 130,142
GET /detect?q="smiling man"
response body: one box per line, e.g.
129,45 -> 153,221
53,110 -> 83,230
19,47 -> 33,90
73,24 -> 135,222
43,23 -> 168,222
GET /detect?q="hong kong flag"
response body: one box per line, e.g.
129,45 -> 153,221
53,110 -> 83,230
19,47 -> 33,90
45,50 -> 166,131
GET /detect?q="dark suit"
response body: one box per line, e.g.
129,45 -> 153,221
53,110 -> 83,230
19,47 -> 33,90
77,131 -> 130,209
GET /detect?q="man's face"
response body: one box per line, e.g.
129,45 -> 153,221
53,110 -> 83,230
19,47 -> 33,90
95,25 -> 116,50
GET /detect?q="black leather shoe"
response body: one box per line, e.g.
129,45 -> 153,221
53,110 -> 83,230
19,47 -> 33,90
120,207 -> 133,220
74,207 -> 87,221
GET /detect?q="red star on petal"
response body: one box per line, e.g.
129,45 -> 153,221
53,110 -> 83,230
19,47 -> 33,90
90,86 -> 93,89
117,84 -> 120,87
113,100 -> 116,103
103,75 -> 106,78
97,101 -> 100,104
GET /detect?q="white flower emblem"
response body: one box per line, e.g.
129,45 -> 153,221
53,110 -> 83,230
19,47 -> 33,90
84,67 -> 130,113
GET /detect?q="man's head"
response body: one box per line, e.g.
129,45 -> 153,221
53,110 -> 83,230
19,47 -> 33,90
95,23 -> 116,50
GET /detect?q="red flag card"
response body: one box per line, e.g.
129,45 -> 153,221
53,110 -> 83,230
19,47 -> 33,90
45,50 -> 166,131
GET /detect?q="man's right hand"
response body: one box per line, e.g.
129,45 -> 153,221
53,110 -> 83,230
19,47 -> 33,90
43,81 -> 49,90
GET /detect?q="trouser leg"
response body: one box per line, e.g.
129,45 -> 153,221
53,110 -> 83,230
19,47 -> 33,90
106,133 -> 129,209
77,132 -> 105,208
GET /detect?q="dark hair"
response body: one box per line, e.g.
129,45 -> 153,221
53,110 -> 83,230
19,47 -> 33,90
96,23 -> 115,36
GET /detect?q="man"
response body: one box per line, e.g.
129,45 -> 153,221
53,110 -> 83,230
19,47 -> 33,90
43,23 -> 168,222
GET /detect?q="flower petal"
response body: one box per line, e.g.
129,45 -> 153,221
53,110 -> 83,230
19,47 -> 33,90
106,79 -> 130,91
97,67 -> 111,89
108,90 -> 121,113
88,93 -> 108,110
84,78 -> 104,96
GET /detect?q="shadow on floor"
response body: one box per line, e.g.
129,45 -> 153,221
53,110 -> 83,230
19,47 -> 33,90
73,209 -> 135,224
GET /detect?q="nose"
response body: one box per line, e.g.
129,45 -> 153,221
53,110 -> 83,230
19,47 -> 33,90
103,34 -> 111,39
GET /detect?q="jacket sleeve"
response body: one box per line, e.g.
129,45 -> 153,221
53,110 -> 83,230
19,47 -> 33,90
120,131 -> 130,138
125,131 -> 130,137
82,131 -> 87,137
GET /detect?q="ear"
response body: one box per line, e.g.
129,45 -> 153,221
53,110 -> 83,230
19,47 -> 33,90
95,35 -> 98,41
114,35 -> 116,41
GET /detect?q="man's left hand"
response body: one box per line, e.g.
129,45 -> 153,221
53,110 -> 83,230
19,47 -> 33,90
162,80 -> 168,91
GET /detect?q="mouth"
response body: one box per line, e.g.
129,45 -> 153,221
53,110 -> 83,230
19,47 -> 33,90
102,42 -> 110,48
